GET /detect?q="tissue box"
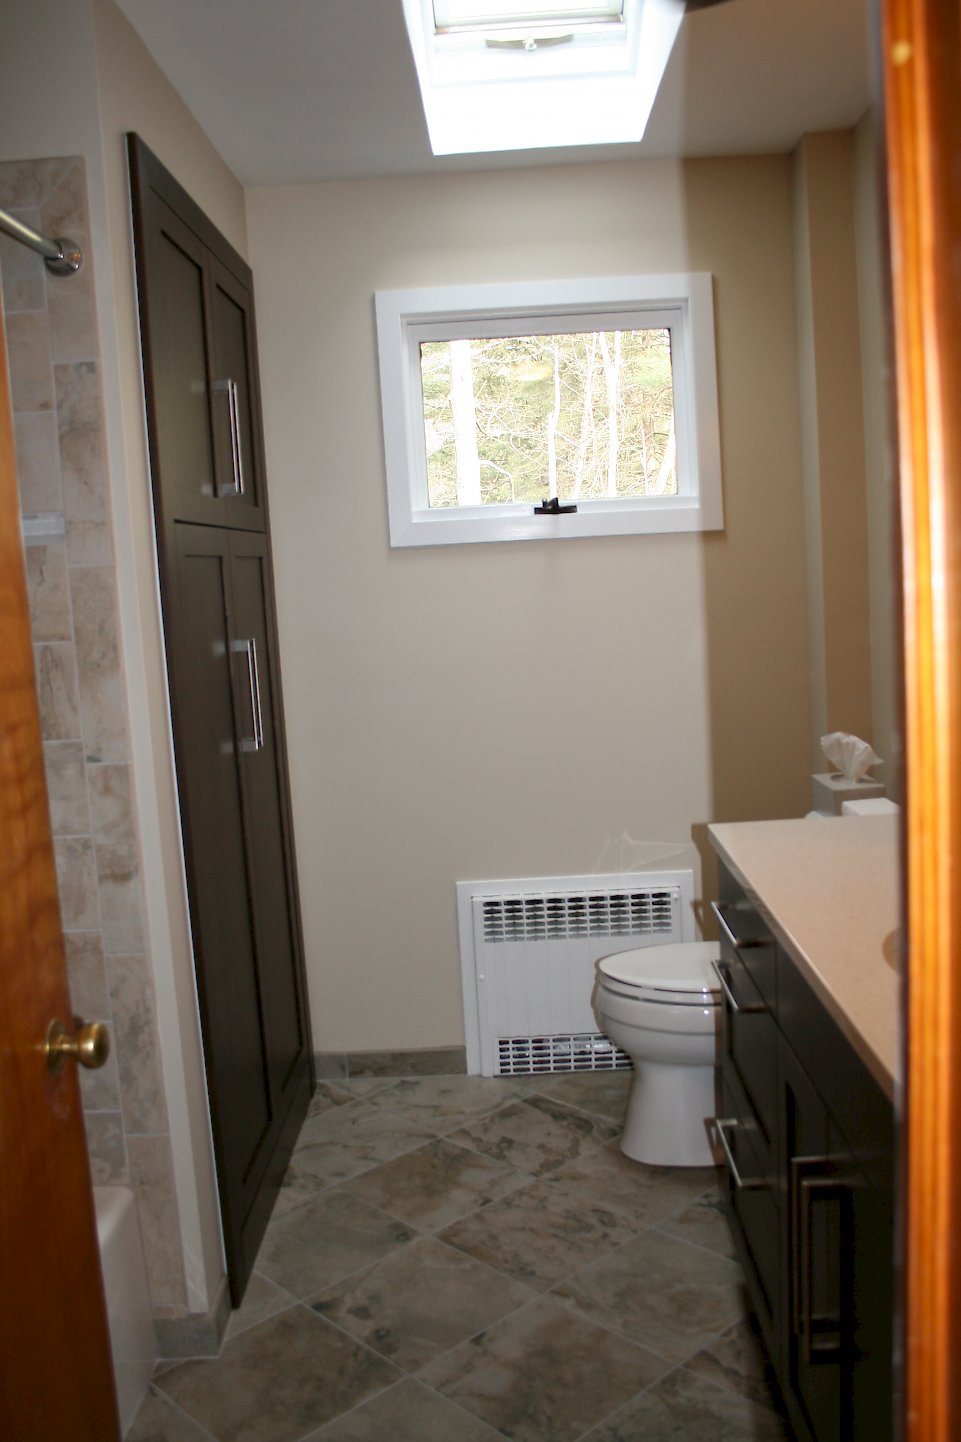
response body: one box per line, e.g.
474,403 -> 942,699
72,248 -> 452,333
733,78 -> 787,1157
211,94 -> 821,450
811,772 -> 886,816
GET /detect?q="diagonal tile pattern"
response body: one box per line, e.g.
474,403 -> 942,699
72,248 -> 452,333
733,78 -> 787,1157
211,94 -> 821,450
131,1072 -> 790,1442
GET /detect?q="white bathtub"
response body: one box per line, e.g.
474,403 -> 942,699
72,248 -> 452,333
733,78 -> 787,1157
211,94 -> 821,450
94,1186 -> 156,1435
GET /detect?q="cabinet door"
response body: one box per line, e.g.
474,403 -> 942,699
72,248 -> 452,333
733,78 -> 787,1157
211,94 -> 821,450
169,525 -> 312,1301
208,256 -> 266,521
227,531 -> 310,1126
169,525 -> 275,1292
130,136 -> 266,531
780,1040 -> 893,1442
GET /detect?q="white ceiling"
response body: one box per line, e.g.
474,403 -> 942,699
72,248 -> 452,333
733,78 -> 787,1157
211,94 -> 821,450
113,0 -> 872,187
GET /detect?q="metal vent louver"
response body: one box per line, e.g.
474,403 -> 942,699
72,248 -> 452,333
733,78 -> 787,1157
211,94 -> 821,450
482,888 -> 675,944
497,1032 -> 631,1074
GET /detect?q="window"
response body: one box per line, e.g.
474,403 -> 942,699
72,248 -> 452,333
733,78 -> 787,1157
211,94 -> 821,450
375,273 -> 722,547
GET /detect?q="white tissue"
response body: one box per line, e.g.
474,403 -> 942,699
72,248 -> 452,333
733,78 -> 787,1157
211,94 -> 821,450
820,731 -> 881,783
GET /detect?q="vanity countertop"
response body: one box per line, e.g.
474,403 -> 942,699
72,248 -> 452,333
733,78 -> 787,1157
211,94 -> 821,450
708,814 -> 900,1099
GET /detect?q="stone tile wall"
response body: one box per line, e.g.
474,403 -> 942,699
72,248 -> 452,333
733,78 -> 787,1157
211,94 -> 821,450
1,156 -> 188,1316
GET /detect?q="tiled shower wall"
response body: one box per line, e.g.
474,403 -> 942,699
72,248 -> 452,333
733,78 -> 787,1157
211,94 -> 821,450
0,156 -> 188,1317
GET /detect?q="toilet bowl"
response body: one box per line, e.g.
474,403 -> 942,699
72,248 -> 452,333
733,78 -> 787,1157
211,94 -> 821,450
594,941 -> 721,1167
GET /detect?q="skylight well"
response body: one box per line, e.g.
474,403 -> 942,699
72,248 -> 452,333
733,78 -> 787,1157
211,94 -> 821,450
402,0 -> 682,155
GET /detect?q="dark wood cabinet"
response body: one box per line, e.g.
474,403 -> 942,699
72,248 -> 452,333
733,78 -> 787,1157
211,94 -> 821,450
129,137 -> 312,1304
715,865 -> 894,1442
131,152 -> 266,531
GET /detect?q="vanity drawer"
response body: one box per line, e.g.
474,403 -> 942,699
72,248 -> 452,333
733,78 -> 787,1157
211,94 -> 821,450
718,1078 -> 781,1352
712,892 -> 777,1008
715,943 -> 779,1155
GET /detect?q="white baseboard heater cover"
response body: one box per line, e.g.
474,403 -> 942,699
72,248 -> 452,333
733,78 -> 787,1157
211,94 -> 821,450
457,870 -> 695,1076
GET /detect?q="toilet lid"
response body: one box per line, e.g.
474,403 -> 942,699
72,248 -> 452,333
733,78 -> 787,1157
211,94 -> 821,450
597,941 -> 720,1002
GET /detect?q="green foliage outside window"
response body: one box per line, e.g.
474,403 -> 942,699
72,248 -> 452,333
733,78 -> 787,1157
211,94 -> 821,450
420,328 -> 676,508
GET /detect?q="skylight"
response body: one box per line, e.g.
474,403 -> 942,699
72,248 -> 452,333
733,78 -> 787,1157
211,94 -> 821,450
402,0 -> 682,156
432,1 -> 625,32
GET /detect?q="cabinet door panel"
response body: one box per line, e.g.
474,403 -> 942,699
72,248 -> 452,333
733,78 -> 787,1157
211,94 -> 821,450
781,1038 -> 843,1442
130,136 -> 266,531
209,258 -> 263,522
228,533 -> 308,1104
139,196 -> 219,525
171,528 -> 272,1215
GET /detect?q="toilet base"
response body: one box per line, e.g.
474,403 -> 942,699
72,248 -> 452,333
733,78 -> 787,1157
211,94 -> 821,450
619,1060 -> 718,1167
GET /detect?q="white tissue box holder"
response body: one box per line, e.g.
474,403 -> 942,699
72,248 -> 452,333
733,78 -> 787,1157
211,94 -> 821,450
811,772 -> 886,816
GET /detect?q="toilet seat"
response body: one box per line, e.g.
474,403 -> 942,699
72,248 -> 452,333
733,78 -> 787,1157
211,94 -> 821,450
597,941 -> 720,1005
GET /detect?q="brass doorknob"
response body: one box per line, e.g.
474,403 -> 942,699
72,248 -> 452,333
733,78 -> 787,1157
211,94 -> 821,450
45,1017 -> 110,1075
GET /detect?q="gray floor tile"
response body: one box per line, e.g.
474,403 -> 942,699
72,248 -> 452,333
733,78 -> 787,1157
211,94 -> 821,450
439,1171 -> 641,1290
532,1071 -> 633,1123
309,1235 -> 534,1370
655,1188 -> 736,1259
127,1386 -> 216,1441
547,1144 -> 719,1230
293,1106 -> 436,1187
551,1230 -> 748,1364
305,1378 -> 507,1440
580,1365 -> 789,1440
683,1316 -> 783,1412
340,1136 -> 524,1231
363,1074 -> 525,1130
445,1094 -> 618,1176
270,1158 -> 334,1220
154,1306 -> 402,1442
417,1296 -> 668,1442
256,1191 -> 415,1297
223,1271 -> 296,1344
307,1081 -> 359,1117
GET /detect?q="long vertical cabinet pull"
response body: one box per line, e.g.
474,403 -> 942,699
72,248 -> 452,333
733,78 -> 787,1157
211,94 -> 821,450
232,638 -> 264,751
791,1156 -> 847,1367
213,378 -> 245,497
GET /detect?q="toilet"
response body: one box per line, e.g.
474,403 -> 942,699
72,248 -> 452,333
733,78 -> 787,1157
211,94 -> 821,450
594,940 -> 721,1167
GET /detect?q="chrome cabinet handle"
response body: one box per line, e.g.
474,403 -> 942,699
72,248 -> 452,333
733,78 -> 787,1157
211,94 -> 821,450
232,638 -> 264,751
213,378 -> 245,497
711,958 -> 766,1015
711,899 -> 768,951
715,1118 -> 765,1191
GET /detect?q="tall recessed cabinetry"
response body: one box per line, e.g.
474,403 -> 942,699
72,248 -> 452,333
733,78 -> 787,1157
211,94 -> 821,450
713,865 -> 894,1442
128,137 -> 313,1304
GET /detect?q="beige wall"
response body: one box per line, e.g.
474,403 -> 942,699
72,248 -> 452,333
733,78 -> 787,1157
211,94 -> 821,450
792,131 -> 875,769
853,110 -> 900,796
246,154 -> 813,1055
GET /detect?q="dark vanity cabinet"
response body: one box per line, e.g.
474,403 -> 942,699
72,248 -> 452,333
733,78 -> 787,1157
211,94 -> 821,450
129,137 -> 313,1304
714,866 -> 894,1442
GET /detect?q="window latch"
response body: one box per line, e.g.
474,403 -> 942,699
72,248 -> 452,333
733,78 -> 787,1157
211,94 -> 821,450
533,497 -> 578,515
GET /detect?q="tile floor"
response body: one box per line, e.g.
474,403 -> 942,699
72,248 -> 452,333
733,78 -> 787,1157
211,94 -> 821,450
129,1072 -> 790,1442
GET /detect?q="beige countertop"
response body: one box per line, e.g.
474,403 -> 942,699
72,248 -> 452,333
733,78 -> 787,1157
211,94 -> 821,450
708,815 -> 901,1099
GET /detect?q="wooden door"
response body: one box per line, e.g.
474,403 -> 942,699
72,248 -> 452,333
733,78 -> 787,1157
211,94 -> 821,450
0,302 -> 120,1435
881,2 -> 961,1438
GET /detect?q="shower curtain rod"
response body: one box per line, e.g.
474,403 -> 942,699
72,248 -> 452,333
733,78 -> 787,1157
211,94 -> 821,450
0,206 -> 82,276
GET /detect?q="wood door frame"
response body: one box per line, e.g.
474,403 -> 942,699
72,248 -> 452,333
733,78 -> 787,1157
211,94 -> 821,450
882,1 -> 961,1438
0,292 -> 120,1436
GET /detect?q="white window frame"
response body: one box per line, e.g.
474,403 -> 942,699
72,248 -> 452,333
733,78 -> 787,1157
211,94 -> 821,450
374,273 -> 722,548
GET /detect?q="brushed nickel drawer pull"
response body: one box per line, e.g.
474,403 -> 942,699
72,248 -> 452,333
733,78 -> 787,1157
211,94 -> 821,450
711,959 -> 766,1015
712,899 -> 768,951
716,1117 -> 765,1191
